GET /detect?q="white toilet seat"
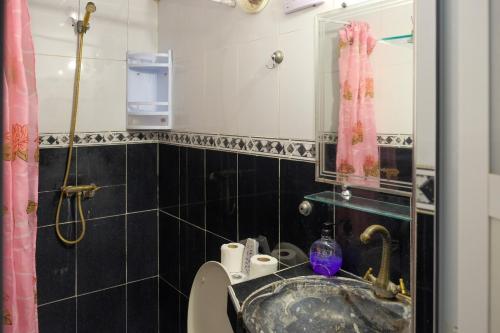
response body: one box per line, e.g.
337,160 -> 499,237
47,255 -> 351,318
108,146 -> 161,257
187,261 -> 233,333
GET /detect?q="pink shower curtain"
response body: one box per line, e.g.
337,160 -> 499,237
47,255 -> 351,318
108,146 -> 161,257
3,0 -> 40,331
336,21 -> 380,187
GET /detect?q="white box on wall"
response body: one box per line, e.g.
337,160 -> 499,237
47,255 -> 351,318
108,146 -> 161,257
127,51 -> 173,130
284,0 -> 325,14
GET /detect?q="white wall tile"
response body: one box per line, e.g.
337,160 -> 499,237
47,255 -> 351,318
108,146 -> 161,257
158,1 -> 208,60
158,0 -> 414,139
37,55 -> 75,133
373,62 -> 413,134
32,0 -> 157,133
29,0 -> 80,57
171,57 -> 205,132
203,46 -> 239,134
128,0 -> 158,53
278,28 -> 315,140
79,0 -> 128,60
237,37 -> 279,138
36,55 -> 127,133
278,1 -> 335,35
77,59 -> 127,132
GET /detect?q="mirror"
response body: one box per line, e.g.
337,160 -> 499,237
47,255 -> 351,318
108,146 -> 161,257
315,0 -> 414,195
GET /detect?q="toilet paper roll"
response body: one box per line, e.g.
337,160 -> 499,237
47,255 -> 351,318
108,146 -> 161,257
249,255 -> 278,279
221,243 -> 245,273
271,248 -> 297,267
229,272 -> 248,285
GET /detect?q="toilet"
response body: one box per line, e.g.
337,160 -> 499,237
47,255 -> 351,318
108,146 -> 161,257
188,261 -> 234,333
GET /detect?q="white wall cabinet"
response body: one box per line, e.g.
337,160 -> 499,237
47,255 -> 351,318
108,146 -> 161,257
127,51 -> 172,130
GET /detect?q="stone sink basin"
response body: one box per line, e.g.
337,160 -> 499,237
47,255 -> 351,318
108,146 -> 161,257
241,276 -> 411,333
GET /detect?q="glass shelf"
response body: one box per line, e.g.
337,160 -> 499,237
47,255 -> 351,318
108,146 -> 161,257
304,191 -> 411,221
379,34 -> 413,47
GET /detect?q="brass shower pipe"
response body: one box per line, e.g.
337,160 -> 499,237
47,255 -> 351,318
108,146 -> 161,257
55,2 -> 98,245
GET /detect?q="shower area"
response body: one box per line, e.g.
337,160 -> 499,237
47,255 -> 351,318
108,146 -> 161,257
32,0 -> 161,331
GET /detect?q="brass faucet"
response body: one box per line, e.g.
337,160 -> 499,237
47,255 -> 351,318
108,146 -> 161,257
360,225 -> 410,301
62,184 -> 100,198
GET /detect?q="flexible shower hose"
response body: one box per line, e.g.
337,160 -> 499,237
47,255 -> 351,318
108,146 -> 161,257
55,31 -> 87,245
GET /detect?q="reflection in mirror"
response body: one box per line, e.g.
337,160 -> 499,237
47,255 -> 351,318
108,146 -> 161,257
316,0 -> 414,194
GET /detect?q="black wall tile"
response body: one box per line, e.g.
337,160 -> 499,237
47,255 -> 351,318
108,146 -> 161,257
127,278 -> 159,333
279,159 -> 333,263
180,148 -> 205,227
36,225 -> 76,304
77,145 -> 126,186
77,216 -> 126,293
324,143 -> 337,173
417,212 -> 435,333
37,191 -> 75,227
206,198 -> 237,241
180,202 -> 205,229
128,144 -> 158,212
206,150 -> 237,200
38,298 -> 76,333
180,221 -> 205,296
206,232 -> 228,263
238,155 -> 279,249
159,280 -> 180,333
77,286 -> 126,333
180,294 -> 188,333
127,211 -> 158,281
159,212 -> 180,288
159,144 -> 180,216
81,185 -> 126,220
334,207 -> 411,286
205,150 -> 237,240
380,147 -> 413,183
39,148 -> 76,192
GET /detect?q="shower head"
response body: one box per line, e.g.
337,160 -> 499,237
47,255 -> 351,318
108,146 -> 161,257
82,2 -> 96,32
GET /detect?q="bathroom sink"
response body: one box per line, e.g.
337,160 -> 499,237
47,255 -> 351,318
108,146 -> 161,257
241,276 -> 411,333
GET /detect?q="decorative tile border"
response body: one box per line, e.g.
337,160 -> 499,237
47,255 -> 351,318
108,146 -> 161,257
40,130 -> 413,161
40,129 -> 412,161
39,131 -> 158,147
416,168 -> 436,213
40,131 -> 315,161
158,131 -> 315,161
319,132 -> 413,148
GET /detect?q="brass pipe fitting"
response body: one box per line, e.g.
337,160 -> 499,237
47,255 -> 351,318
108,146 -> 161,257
360,225 -> 395,299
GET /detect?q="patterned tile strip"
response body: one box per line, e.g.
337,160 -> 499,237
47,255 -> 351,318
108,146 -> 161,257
416,168 -> 436,213
40,130 -> 412,161
39,131 -> 158,147
319,132 -> 414,148
158,131 -> 315,161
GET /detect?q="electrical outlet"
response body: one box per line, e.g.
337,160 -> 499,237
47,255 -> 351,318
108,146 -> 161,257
284,0 -> 325,14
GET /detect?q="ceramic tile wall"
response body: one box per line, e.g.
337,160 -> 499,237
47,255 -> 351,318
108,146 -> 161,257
158,0 -> 342,139
36,143 -> 159,333
158,0 -> 410,139
157,143 -> 412,332
29,0 -> 158,134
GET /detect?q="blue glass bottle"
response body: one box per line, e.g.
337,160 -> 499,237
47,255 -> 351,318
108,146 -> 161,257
309,223 -> 342,277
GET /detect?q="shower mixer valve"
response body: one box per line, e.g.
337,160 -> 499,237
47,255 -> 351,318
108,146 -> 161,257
62,184 -> 100,199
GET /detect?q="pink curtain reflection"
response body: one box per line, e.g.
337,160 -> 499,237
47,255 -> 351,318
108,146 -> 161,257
336,21 -> 380,187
